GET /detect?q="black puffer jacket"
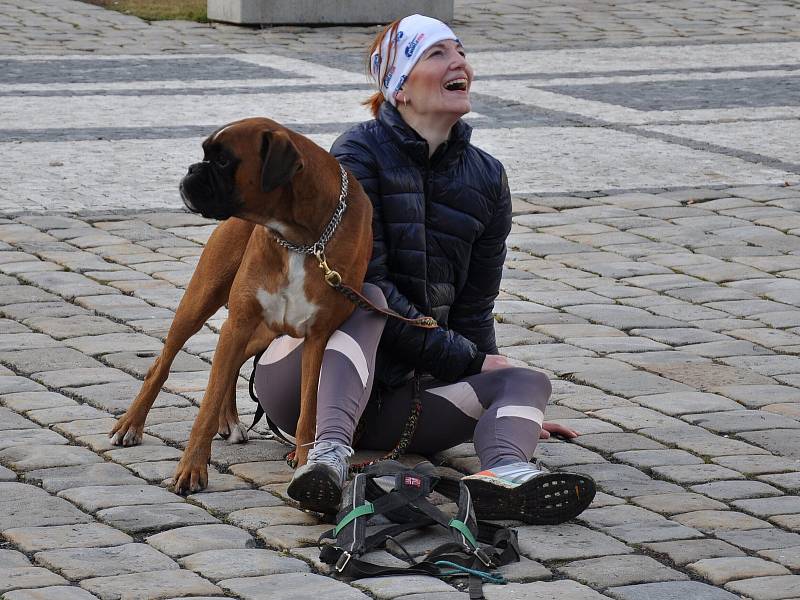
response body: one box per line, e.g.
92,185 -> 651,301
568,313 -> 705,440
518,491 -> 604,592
331,102 -> 511,386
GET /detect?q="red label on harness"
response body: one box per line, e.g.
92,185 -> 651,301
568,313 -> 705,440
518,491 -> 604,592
403,475 -> 422,489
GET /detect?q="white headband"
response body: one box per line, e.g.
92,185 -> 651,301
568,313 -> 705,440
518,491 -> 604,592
370,14 -> 459,106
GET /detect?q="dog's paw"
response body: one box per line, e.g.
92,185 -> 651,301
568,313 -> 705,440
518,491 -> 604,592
109,418 -> 143,447
172,457 -> 208,495
226,420 -> 249,445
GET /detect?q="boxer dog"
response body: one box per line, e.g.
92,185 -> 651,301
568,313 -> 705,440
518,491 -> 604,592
109,117 -> 372,495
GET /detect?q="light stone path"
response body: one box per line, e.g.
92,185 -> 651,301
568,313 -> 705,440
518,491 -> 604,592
1,1 -> 800,599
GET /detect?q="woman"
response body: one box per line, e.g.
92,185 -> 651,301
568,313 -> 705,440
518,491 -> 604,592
253,14 -> 595,523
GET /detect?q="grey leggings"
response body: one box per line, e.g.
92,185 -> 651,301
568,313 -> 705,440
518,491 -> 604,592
253,284 -> 552,469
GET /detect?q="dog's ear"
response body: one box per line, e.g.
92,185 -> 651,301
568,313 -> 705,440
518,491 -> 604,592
260,130 -> 304,193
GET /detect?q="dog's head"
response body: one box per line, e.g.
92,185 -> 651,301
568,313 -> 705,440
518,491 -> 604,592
180,118 -> 306,221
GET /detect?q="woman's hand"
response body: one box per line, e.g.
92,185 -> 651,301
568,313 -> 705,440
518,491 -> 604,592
481,354 -> 527,372
539,421 -> 579,440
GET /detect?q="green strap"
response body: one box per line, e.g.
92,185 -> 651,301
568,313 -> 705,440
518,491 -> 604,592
449,519 -> 479,549
334,502 -> 375,536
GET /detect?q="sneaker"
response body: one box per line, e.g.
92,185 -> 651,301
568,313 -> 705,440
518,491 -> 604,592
287,441 -> 353,513
462,462 -> 595,525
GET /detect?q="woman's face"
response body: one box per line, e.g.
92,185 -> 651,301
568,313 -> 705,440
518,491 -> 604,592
400,39 -> 474,122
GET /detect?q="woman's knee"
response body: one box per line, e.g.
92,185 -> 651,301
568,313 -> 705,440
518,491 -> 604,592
483,367 -> 551,406
362,283 -> 388,310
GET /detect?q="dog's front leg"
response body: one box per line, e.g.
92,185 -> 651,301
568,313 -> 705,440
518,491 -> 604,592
173,316 -> 254,494
293,336 -> 327,467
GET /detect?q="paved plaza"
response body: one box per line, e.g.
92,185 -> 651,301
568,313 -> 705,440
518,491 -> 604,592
1,0 -> 800,598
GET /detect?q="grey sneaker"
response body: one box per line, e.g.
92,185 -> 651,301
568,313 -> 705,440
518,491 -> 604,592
287,441 -> 353,513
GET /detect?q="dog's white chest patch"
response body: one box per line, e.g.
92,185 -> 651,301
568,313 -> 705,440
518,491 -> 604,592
256,252 -> 318,334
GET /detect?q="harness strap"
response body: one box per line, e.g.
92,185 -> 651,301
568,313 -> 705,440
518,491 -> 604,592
333,502 -> 374,536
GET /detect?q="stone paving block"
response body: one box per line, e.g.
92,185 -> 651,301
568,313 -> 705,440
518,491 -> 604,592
739,429 -> 800,458
0,407 -> 37,430
713,454 -> 800,475
4,523 -> 133,553
0,550 -> 31,568
351,575 -> 456,598
687,556 -> 790,585
80,569 -> 222,600
58,484 -> 181,512
0,286 -> 60,306
573,432 -> 666,453
759,546 -> 800,570
644,539 -> 747,566
27,404 -> 112,426
691,480 -> 783,501
227,505 -> 318,531
0,567 -> 69,594
717,528 -> 800,551
103,445 -> 183,464
591,407 -> 686,430
219,572 -> 370,599
179,548 -> 309,582
607,580 -> 742,600
0,429 -> 68,451
0,377 -> 47,395
209,439 -> 292,467
570,462 -> 684,497
34,543 -> 179,580
97,503 -> 219,534
64,333 -> 163,356
0,464 -> 15,481
2,302 -> 88,322
0,444 -> 103,471
614,449 -> 703,469
571,370 -> 694,397
724,575 -> 800,600
673,510 -> 772,533
0,333 -> 60,352
24,463 -> 143,493
483,579 -> 611,600
54,418 -> 119,439
516,523 -> 633,561
732,495 -> 800,517
2,392 -> 77,412
534,442 -> 606,468
770,513 -> 800,530
758,471 -> 800,492
557,554 -> 687,589
631,493 -> 728,515
684,410 -> 800,433
0,347 -> 104,374
2,585 -> 100,600
186,489 -> 282,515
651,464 -> 744,485
65,381 -> 190,414
577,504 -> 666,528
640,425 -> 766,457
228,461 -> 297,486
24,315 -> 131,340
146,524 -> 255,558
256,523 -> 333,550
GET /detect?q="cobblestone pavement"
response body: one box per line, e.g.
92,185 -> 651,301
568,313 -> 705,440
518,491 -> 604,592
2,1 -> 800,599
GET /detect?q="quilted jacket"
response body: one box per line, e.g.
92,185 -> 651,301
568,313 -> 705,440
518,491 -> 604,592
331,102 -> 512,386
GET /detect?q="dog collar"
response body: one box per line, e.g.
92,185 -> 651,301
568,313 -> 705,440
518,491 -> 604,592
270,162 -> 349,285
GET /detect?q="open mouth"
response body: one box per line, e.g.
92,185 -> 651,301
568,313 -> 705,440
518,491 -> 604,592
443,77 -> 469,92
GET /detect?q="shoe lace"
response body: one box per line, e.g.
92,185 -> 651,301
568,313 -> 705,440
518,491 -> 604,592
307,440 -> 354,481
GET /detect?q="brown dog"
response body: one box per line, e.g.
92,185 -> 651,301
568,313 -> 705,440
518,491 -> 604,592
109,117 -> 372,494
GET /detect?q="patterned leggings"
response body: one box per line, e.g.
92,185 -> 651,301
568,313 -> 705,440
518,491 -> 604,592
253,284 -> 552,469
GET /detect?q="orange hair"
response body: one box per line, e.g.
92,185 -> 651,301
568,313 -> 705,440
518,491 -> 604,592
363,19 -> 403,118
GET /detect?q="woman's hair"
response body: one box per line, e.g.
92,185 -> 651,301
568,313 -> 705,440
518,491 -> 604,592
363,18 -> 403,118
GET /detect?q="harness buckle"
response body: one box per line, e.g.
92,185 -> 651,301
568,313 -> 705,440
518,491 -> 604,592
335,551 -> 352,573
474,547 -> 494,568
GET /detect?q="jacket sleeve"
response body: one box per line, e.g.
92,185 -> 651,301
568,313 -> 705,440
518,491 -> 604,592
331,133 -> 485,382
449,167 -> 512,355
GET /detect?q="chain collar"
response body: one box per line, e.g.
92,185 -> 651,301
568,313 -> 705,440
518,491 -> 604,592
271,163 -> 348,257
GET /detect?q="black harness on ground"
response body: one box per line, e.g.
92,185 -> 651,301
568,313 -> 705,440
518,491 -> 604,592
317,461 -> 520,600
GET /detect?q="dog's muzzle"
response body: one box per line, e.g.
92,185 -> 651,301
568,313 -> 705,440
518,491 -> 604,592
180,162 -> 239,221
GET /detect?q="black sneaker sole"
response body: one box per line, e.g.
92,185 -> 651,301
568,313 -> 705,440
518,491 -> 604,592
463,472 -> 596,525
287,462 -> 343,514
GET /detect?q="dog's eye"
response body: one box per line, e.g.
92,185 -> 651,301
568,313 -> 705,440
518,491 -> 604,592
215,156 -> 229,168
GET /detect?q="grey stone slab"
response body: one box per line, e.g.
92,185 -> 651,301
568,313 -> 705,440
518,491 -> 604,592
758,471 -> 800,492
0,482 -> 93,531
640,425 -> 766,457
483,579 -> 611,600
651,464 -> 744,485
646,538 -> 747,569
97,502 -> 219,534
573,432 -> 666,453
146,524 -> 255,558
0,550 -> 30,568
631,493 -> 728,516
673,510 -> 772,533
0,333 -> 60,352
733,495 -> 800,517
186,489 -> 282,515
724,575 -> 800,600
0,567 -> 68,594
591,407 -> 686,430
562,304 -> 683,330
59,485 -> 181,512
0,347 -> 103,374
614,449 -> 704,469
228,461 -> 296,486
4,523 -> 132,552
570,370 -> 693,397
577,505 -> 665,528
688,556 -> 790,585
2,391 -> 77,412
691,480 -> 783,501
607,581 -> 742,600
557,554 -> 687,589
534,442 -> 606,469
220,572 -> 371,599
713,455 -> 800,476
738,429 -> 800,458
718,528 -> 800,551
0,429 -> 68,451
684,410 -> 800,433
27,405 -> 111,426
0,444 -> 103,471
711,384 -> 800,408
24,463 -> 143,493
0,464 -> 15,481
209,439 -> 291,467
255,524 -> 333,551
2,302 -> 88,321
103,444 -> 183,464
227,505 -> 318,531
25,315 -> 131,340
0,286 -> 60,306
0,407 -> 37,430
602,520 -> 705,543
80,569 -> 222,600
0,377 -> 47,395
35,543 -> 179,580
54,418 -> 118,439
516,523 -> 633,561
64,333 -> 162,356
759,546 -> 800,570
352,575 -> 456,598
2,586 -> 99,600
179,548 -> 309,582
